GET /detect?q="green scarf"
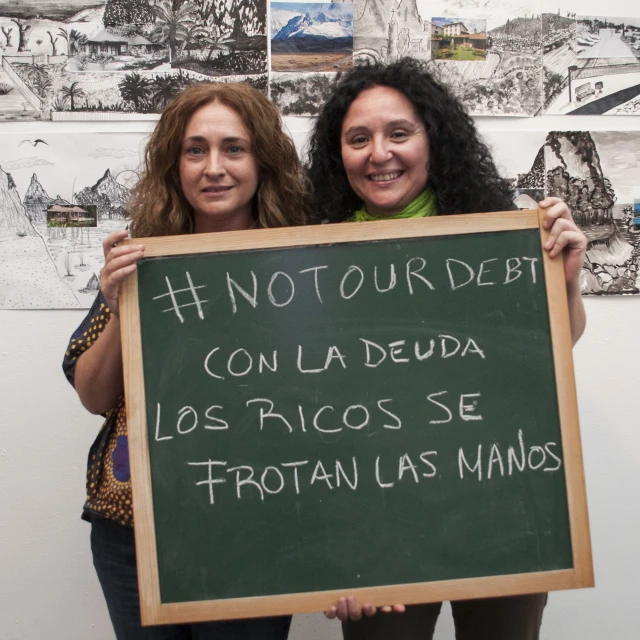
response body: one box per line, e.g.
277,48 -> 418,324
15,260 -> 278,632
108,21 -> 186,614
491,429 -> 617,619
350,188 -> 437,221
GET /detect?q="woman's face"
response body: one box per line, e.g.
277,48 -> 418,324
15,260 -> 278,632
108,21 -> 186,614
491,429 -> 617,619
340,86 -> 430,217
179,100 -> 259,233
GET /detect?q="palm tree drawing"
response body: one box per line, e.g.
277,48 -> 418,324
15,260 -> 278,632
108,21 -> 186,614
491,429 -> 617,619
61,28 -> 88,56
60,82 -> 86,111
152,0 -> 199,63
119,73 -> 151,112
150,74 -> 179,109
179,22 -> 208,57
203,27 -> 234,62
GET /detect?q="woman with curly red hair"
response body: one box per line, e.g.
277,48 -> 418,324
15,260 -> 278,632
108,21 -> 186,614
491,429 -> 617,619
63,82 -> 311,639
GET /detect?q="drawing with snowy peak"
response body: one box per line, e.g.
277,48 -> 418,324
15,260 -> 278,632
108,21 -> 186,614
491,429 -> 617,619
0,0 -> 267,120
543,13 -> 640,115
0,132 -> 147,308
270,2 -> 353,72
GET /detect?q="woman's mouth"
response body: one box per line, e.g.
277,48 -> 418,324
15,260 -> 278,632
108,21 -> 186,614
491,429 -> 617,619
369,171 -> 403,182
202,186 -> 232,194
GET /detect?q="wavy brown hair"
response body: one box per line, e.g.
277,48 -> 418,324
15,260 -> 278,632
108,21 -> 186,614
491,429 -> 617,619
129,82 -> 312,237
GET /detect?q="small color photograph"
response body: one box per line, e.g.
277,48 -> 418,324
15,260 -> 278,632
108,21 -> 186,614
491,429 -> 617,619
430,17 -> 487,61
47,204 -> 98,228
632,199 -> 640,233
270,2 -> 353,72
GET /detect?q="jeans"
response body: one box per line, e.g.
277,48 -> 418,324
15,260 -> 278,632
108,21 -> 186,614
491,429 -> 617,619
90,517 -> 292,640
342,594 -> 548,640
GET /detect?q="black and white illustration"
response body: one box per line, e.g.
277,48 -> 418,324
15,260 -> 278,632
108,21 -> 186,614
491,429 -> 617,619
269,71 -> 335,115
0,0 -> 267,120
0,132 -> 147,308
482,128 -> 640,295
350,0 -> 543,116
426,0 -> 543,116
543,12 -> 640,115
573,16 -> 640,59
545,131 -> 640,294
481,129 -> 549,211
352,0 -> 428,66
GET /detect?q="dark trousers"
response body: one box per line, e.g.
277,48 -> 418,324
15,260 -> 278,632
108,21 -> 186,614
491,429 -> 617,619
342,593 -> 548,640
90,517 -> 292,640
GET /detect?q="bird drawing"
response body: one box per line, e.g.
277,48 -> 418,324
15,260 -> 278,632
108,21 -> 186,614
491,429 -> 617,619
19,139 -> 49,147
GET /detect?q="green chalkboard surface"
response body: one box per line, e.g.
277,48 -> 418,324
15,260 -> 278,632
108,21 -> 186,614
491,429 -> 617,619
121,212 -> 592,625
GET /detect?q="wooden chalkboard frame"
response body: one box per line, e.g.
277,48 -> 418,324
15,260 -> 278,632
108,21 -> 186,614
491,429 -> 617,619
120,208 -> 593,626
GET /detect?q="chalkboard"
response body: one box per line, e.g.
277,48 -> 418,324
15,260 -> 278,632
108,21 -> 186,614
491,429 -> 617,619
120,209 -> 593,626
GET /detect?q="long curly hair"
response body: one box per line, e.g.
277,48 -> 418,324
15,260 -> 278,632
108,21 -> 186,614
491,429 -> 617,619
129,82 -> 312,237
306,58 -> 514,222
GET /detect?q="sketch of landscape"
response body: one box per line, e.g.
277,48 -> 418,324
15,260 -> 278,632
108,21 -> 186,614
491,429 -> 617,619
482,128 -> 640,295
0,0 -> 267,120
543,13 -> 640,115
573,16 -> 640,59
351,0 -> 543,115
270,3 -> 353,72
545,131 -> 640,294
0,132 -> 148,308
269,71 -> 336,115
353,0 -> 428,65
428,0 -> 543,115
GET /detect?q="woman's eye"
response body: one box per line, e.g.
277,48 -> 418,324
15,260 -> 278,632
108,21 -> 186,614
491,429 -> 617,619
227,145 -> 243,155
351,136 -> 368,145
186,146 -> 205,155
391,131 -> 408,140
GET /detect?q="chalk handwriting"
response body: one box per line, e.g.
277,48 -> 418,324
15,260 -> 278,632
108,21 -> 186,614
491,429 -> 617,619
153,272 -> 207,323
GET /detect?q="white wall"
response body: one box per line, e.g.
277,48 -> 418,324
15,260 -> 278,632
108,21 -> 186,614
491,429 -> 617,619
1,111 -> 639,640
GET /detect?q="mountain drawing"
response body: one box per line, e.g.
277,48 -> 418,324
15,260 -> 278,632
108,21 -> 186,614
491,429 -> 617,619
74,169 -> 130,220
23,174 -> 70,223
0,168 -> 36,237
354,0 -> 423,41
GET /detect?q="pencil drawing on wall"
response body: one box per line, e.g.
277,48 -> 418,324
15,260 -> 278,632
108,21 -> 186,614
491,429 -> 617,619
0,132 -> 146,308
543,13 -> 640,115
351,0 -> 543,116
0,0 -> 267,120
483,128 -> 640,295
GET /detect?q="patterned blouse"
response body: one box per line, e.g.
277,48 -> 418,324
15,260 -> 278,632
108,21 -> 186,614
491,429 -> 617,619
63,291 -> 133,527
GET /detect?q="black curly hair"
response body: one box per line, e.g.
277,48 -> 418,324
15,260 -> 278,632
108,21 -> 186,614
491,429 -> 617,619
306,58 -> 514,222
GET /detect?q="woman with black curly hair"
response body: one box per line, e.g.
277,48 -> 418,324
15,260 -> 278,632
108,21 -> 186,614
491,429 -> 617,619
307,58 -> 519,222
307,58 -> 587,640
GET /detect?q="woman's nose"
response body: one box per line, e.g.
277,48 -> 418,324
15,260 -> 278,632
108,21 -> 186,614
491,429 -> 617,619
204,152 -> 225,176
370,137 -> 391,164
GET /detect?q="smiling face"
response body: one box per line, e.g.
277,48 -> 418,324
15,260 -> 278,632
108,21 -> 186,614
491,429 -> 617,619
179,100 -> 259,233
340,85 -> 430,217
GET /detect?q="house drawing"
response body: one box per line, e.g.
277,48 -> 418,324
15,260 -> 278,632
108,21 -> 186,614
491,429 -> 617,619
82,30 -> 162,57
